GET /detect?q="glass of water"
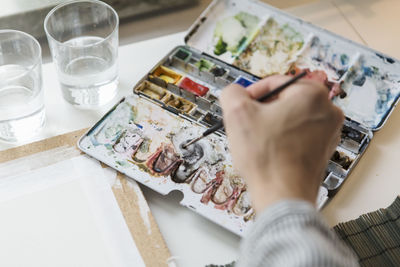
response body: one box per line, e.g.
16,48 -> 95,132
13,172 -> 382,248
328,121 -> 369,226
0,30 -> 45,142
44,0 -> 119,109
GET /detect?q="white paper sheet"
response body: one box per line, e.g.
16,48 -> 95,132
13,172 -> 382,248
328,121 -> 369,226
0,155 -> 145,267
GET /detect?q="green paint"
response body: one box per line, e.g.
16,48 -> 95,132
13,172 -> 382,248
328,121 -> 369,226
104,144 -> 113,150
116,161 -> 130,167
195,59 -> 215,72
214,37 -> 227,55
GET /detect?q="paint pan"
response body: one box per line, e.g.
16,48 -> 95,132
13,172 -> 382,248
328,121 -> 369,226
201,112 -> 222,127
135,80 -> 167,101
179,77 -> 209,97
151,66 -> 182,84
215,77 -> 231,89
339,124 -> 368,154
323,172 -> 343,191
173,48 -> 192,62
210,66 -> 228,77
195,59 -> 215,72
190,109 -> 204,120
162,93 -> 197,114
234,76 -> 254,87
341,125 -> 366,144
206,94 -> 219,103
195,96 -> 211,111
330,149 -> 355,171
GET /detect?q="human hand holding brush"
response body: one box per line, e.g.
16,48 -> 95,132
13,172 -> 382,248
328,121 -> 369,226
220,75 -> 344,214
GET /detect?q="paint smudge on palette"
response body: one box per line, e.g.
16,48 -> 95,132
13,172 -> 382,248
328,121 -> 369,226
83,96 -> 255,226
287,37 -> 353,99
294,37 -> 351,82
212,12 -> 261,58
234,18 -> 304,77
333,58 -> 400,129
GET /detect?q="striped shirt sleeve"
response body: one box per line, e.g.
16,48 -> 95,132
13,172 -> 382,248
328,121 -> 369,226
237,200 -> 359,267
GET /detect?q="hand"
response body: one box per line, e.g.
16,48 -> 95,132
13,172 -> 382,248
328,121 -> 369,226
220,75 -> 344,213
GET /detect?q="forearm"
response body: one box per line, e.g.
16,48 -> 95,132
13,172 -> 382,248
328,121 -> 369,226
237,200 -> 359,267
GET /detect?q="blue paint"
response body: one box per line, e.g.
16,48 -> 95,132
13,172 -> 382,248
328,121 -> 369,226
90,135 -> 101,146
353,75 -> 366,87
104,144 -> 113,150
135,123 -> 143,129
234,76 -> 254,87
353,66 -> 377,86
340,54 -> 349,65
363,66 -> 374,77
376,88 -> 392,114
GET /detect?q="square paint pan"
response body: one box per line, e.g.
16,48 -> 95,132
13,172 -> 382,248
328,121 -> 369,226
151,65 -> 182,84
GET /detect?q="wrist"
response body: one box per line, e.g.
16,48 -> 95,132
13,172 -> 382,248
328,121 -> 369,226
245,169 -> 320,214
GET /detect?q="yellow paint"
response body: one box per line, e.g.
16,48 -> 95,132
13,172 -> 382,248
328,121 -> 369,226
135,81 -> 167,100
152,66 -> 182,84
159,74 -> 175,84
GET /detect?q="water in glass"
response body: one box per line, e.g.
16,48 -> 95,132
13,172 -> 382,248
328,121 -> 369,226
0,64 -> 45,142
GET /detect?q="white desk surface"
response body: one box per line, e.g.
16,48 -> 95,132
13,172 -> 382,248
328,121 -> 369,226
1,1 -> 400,266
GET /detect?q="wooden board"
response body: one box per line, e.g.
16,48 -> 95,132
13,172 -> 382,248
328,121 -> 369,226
0,129 -> 171,267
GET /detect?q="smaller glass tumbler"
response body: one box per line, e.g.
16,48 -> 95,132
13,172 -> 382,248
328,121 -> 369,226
0,30 -> 45,142
44,0 -> 119,108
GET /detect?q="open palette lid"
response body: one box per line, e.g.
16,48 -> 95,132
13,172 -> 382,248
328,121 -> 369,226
184,0 -> 400,131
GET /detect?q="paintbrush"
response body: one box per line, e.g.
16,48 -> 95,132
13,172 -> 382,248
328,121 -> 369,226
182,71 -> 307,149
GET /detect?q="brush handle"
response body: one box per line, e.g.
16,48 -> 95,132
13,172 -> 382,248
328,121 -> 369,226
203,120 -> 224,137
258,71 -> 307,101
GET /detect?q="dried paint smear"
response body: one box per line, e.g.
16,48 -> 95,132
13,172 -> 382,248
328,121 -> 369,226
234,18 -> 304,77
212,12 -> 260,58
334,60 -> 400,129
81,96 -> 255,233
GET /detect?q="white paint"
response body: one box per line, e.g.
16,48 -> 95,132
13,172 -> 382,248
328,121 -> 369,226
334,78 -> 379,127
216,17 -> 246,50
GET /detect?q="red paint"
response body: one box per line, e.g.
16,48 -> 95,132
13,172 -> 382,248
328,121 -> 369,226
146,143 -> 182,176
214,187 -> 243,211
200,171 -> 224,204
179,77 -> 209,97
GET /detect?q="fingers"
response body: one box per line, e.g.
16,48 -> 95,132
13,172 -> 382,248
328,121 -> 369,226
246,75 -> 329,104
332,105 -> 345,125
220,83 -> 260,132
220,83 -> 253,116
246,75 -> 290,99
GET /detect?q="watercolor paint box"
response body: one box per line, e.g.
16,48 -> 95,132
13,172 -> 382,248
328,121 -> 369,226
79,0 -> 400,236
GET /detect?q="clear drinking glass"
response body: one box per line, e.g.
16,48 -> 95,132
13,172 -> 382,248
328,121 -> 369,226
44,0 -> 119,109
0,30 -> 45,142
